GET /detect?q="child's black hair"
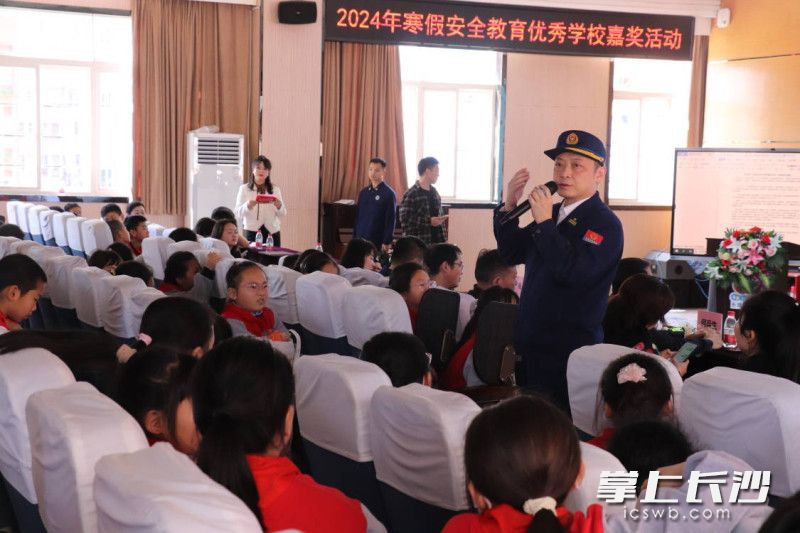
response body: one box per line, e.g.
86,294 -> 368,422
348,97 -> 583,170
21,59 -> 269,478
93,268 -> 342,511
363,332 -> 429,387
296,250 -> 337,275
116,261 -> 154,286
101,203 -> 123,219
424,243 -> 462,276
225,261 -> 264,290
0,254 -> 47,293
168,227 -> 198,243
389,262 -> 425,294
340,238 -> 377,269
129,297 -> 214,355
88,249 -> 122,271
126,201 -> 145,215
164,251 -> 199,285
194,217 -> 216,237
108,242 -> 134,262
124,215 -> 148,233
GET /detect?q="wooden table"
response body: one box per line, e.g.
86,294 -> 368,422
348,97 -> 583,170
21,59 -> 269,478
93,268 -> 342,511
244,245 -> 300,266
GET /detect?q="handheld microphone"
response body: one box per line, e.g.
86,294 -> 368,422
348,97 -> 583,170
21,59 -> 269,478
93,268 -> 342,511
500,181 -> 558,225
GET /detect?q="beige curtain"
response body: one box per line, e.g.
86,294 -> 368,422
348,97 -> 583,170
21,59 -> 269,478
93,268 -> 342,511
133,0 -> 260,215
321,41 -> 408,203
687,35 -> 709,148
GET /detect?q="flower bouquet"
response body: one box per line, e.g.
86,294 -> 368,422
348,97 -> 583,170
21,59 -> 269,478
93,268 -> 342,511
704,227 -> 787,293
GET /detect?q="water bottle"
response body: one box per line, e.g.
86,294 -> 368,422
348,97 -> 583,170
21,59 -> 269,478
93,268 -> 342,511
265,233 -> 274,250
722,311 -> 737,349
315,242 -> 323,252
255,231 -> 263,248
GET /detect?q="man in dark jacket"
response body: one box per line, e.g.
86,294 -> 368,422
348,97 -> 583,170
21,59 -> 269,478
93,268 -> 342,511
494,130 -> 624,412
354,157 -> 396,252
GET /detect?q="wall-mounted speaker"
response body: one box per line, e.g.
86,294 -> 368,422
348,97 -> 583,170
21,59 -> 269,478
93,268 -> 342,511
278,1 -> 317,24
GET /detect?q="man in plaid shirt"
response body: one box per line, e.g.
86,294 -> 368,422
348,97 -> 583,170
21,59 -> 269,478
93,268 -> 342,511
399,157 -> 448,244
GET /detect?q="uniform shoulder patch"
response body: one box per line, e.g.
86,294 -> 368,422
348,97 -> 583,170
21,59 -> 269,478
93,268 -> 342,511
583,229 -> 604,245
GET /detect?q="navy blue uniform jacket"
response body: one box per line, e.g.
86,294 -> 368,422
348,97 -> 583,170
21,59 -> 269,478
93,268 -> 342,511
354,182 -> 396,248
494,192 -> 623,358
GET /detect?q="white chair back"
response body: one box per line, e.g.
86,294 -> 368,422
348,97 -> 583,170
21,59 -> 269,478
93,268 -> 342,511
99,275 -> 163,338
27,205 -> 49,242
679,367 -> 800,497
265,265 -> 301,326
6,200 -> 21,225
26,246 -> 65,298
0,348 -> 75,504
39,208 -> 57,244
567,343 -> 684,436
26,382 -> 148,533
16,203 -> 32,235
341,267 -> 390,288
296,355 -> 391,461
166,240 -> 202,259
200,236 -> 231,254
44,255 -> 87,309
342,286 -> 412,350
370,384 -> 480,510
52,212 -> 75,250
564,442 -> 627,517
9,239 -> 40,256
66,216 -> 88,256
81,219 -> 114,257
162,227 -> 176,238
296,271 -> 352,338
71,267 -> 112,328
0,236 -> 19,258
140,236 -> 172,280
146,223 -> 164,237
213,257 -> 250,298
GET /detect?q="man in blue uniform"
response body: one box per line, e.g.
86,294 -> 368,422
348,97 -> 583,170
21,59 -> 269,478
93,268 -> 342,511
494,130 -> 623,413
354,157 -> 396,253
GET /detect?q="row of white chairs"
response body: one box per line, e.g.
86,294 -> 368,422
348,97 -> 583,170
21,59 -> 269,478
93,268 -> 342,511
293,353 -> 626,532
4,201 -> 171,258
567,343 -> 800,499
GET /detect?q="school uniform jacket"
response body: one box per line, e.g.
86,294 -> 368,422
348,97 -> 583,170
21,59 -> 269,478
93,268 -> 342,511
494,192 -> 623,357
354,181 -> 396,247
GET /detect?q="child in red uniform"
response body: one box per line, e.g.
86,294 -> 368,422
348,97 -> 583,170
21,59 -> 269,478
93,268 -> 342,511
388,262 -> 430,331
442,395 -> 604,533
588,353 -> 674,450
116,346 -> 199,456
192,337 -> 368,532
221,261 -> 286,339
0,254 -> 47,335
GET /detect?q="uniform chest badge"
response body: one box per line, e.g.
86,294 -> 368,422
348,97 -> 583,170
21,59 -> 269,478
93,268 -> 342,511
568,217 -> 578,226
375,195 -> 380,201
583,229 -> 604,245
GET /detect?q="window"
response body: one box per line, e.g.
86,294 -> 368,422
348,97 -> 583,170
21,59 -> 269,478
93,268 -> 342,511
0,7 -> 132,196
400,46 -> 503,202
608,58 -> 691,206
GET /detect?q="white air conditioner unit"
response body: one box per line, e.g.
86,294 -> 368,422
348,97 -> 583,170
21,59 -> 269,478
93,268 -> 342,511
186,128 -> 245,227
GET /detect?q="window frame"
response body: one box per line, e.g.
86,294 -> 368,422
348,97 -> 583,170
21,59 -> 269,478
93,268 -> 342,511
0,8 -> 132,198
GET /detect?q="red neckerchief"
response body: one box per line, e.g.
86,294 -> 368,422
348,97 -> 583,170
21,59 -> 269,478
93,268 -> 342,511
222,303 -> 275,337
442,334 -> 477,391
131,243 -> 142,256
447,503 -> 605,533
0,310 -> 12,331
159,282 -> 180,294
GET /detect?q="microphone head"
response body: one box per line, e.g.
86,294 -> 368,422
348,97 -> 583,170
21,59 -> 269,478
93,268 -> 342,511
545,181 -> 558,195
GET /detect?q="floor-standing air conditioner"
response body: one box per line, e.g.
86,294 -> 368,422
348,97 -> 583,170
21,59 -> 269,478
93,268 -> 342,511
186,128 -> 244,227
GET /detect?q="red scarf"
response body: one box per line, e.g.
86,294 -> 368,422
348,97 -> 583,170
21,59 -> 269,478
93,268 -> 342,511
222,303 -> 275,337
443,503 -> 605,533
159,282 -> 180,294
0,310 -> 12,331
131,243 -> 142,256
442,334 -> 477,391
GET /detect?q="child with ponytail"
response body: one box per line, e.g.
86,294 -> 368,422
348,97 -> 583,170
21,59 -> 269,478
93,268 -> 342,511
589,353 -> 675,450
192,337 -> 367,532
443,395 -> 603,533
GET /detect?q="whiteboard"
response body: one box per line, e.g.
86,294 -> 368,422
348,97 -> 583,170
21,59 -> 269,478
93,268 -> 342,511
671,149 -> 800,256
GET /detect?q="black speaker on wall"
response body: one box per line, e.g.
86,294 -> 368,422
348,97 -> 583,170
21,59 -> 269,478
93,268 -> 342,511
278,1 -> 317,24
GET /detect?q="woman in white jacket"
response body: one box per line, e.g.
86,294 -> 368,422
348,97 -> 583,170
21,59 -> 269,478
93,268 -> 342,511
235,156 -> 287,246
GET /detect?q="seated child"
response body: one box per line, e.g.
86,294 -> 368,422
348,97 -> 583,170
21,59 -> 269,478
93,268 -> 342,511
108,242 -> 134,262
194,217 -> 215,238
362,332 -> 432,387
124,215 -> 149,256
0,254 -> 47,334
193,337 -> 369,532
296,250 -> 339,275
467,249 -> 518,300
222,261 -> 285,339
0,224 -> 24,239
442,286 -> 518,391
116,260 -> 155,287
167,227 -> 197,242
340,238 -> 381,272
211,218 -> 244,258
160,251 -> 221,304
589,353 -> 674,450
388,262 -> 430,330
88,249 -> 122,274
101,203 -> 123,222
118,296 -> 215,362
116,346 -> 198,456
127,201 -> 146,217
442,395 -> 604,533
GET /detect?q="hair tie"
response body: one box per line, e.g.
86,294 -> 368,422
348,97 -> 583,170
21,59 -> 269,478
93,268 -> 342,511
522,496 -> 557,516
617,362 -> 647,384
137,333 -> 153,346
